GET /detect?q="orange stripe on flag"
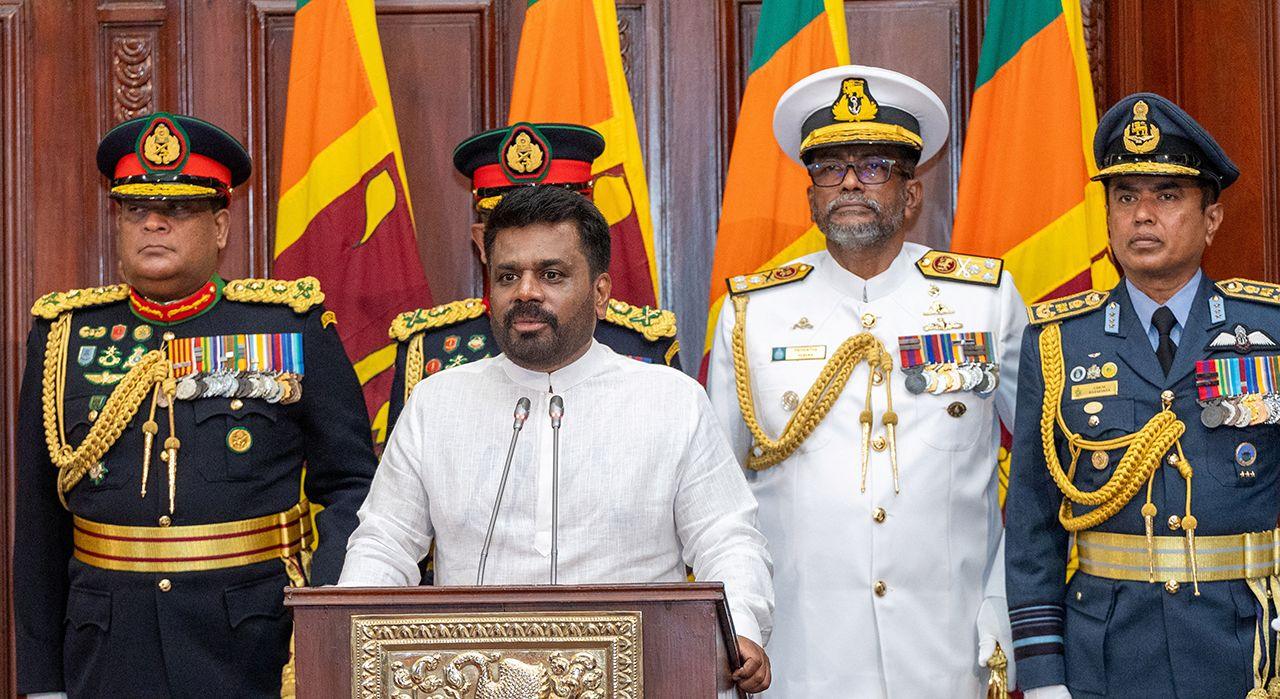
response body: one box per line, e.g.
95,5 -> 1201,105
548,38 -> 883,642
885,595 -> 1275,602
509,0 -> 612,126
278,0 -> 379,194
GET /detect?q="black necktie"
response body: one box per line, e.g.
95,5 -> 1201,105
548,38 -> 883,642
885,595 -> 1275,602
1153,306 -> 1177,375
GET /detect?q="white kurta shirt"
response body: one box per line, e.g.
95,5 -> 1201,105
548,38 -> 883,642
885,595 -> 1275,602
707,243 -> 1026,696
340,339 -> 774,644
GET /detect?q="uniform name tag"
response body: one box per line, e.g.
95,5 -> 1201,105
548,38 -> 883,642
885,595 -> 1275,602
772,345 -> 827,361
1071,380 -> 1118,400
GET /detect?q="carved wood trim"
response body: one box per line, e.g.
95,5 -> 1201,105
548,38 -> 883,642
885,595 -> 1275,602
109,34 -> 156,122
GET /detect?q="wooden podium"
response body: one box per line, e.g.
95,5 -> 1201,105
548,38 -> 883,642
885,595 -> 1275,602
285,582 -> 746,698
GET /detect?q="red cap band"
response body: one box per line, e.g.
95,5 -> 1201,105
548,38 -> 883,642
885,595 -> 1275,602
472,159 -> 593,190
114,152 -> 232,187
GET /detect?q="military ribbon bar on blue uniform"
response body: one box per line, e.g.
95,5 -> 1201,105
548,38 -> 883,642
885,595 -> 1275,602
897,332 -> 998,395
167,333 -> 304,404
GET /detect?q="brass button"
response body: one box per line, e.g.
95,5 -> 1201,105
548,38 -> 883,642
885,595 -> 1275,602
872,507 -> 886,523
872,436 -> 887,452
780,390 -> 799,412
158,579 -> 172,592
873,580 -> 887,597
1090,451 -> 1109,470
1161,390 -> 1175,404
1167,453 -> 1180,466
88,410 -> 100,422
871,370 -> 885,386
947,401 -> 966,418
1087,415 -> 1100,428
158,515 -> 171,527
1168,515 -> 1181,531
1164,580 -> 1180,594
1075,591 -> 1083,601
861,313 -> 877,329
229,398 -> 244,411
163,331 -> 176,341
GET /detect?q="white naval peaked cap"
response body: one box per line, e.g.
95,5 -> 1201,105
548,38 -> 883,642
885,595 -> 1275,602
773,64 -> 950,166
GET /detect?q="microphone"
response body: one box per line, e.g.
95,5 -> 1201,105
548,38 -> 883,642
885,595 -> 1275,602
476,396 -> 532,585
549,395 -> 564,584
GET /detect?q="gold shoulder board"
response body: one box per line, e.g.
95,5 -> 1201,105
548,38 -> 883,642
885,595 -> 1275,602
915,250 -> 1004,286
725,263 -> 813,295
1028,289 -> 1108,325
31,284 -> 130,319
604,298 -> 677,342
1216,278 -> 1280,305
224,277 -> 325,314
388,298 -> 486,341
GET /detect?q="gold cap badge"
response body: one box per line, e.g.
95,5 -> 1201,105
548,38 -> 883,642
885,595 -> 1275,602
500,123 -> 550,182
137,116 -> 188,172
1122,100 -> 1161,154
831,77 -> 880,122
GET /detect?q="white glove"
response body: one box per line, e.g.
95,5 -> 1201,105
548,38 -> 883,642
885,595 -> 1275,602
1025,685 -> 1072,699
976,595 -> 1016,688
27,693 -> 69,699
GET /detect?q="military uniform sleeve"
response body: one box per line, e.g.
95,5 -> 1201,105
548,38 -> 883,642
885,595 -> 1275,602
996,271 -> 1028,432
387,340 -> 410,438
705,300 -> 753,464
1005,322 -> 1070,690
297,306 -> 378,585
14,322 -> 71,694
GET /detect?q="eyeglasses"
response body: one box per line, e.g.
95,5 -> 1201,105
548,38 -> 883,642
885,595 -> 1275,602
805,157 -> 899,187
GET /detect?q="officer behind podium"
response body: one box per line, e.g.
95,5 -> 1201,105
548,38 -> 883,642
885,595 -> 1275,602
386,122 -> 680,432
1005,93 -> 1280,698
13,113 -> 377,698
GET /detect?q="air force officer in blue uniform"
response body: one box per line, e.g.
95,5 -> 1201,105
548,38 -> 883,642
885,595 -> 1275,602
1007,93 -> 1280,699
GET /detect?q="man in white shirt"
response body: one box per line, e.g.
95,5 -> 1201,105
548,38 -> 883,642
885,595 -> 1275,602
340,184 -> 774,693
706,65 -> 1023,697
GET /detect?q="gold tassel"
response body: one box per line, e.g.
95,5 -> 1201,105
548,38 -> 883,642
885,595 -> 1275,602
141,383 -> 160,499
165,436 -> 180,514
881,367 -> 900,494
859,409 -> 873,493
986,643 -> 1008,699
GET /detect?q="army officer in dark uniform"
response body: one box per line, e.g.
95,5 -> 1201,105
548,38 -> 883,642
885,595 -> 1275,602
1006,93 -> 1280,699
386,122 -> 680,432
14,112 -> 377,698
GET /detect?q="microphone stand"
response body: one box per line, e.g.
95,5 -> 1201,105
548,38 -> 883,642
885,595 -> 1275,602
549,395 -> 564,584
477,397 -> 531,585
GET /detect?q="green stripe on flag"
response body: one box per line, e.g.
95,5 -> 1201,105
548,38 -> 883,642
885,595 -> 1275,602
296,0 -> 310,9
748,0 -> 827,74
974,0 -> 1062,89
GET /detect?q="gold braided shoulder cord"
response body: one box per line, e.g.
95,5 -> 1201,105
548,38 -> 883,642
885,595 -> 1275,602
41,313 -> 170,503
1039,321 -> 1201,590
730,294 -> 896,476
404,333 -> 425,404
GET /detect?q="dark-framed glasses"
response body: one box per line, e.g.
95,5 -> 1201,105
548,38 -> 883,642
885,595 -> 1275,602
805,157 -> 898,187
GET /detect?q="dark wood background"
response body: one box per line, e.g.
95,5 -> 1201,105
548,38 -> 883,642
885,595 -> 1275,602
3,0 -> 1278,689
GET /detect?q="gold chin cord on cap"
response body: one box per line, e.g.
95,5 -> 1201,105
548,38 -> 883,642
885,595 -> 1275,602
1037,322 -> 1200,593
728,294 -> 899,490
41,312 -> 178,509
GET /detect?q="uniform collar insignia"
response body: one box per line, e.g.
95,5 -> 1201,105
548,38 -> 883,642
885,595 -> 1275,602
1207,323 -> 1278,354
129,276 -> 223,326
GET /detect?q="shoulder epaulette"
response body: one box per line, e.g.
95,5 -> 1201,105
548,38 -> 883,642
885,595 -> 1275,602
604,299 -> 677,342
31,284 -> 130,319
915,250 -> 1004,286
1028,289 -> 1109,325
224,277 -> 325,313
1216,278 -> 1280,305
388,298 -> 486,341
725,263 -> 813,295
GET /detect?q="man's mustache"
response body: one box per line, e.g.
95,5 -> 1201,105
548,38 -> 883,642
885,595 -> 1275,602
503,301 -> 559,330
826,193 -> 882,215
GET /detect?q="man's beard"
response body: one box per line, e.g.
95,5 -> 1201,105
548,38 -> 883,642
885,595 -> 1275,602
812,188 -> 907,249
493,295 -> 597,370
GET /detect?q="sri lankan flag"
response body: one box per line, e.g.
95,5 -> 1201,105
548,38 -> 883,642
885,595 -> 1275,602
274,0 -> 432,442
508,0 -> 659,306
704,0 -> 848,362
952,0 -> 1117,307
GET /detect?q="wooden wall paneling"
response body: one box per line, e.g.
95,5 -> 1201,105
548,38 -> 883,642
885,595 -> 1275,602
252,0 -> 500,303
1,2 -> 32,691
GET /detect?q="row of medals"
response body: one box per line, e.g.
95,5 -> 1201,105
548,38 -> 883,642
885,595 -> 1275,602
1199,394 -> 1280,429
903,362 -> 999,396
173,370 -> 303,404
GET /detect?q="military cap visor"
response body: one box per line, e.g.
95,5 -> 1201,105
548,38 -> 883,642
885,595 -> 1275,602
97,112 -> 251,201
1092,92 -> 1239,189
452,122 -> 605,212
773,65 -> 949,166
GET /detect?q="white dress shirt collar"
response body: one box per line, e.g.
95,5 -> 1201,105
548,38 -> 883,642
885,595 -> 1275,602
814,240 -> 917,302
495,337 -> 611,393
